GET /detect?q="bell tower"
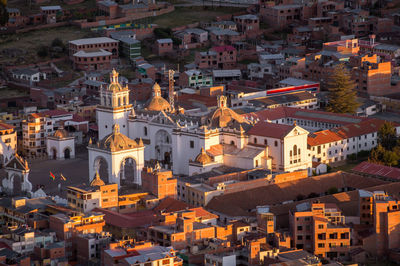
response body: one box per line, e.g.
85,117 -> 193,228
97,69 -> 133,140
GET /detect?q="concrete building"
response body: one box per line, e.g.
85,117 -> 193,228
21,114 -> 54,157
102,241 -> 183,266
290,202 -> 351,259
66,174 -> 118,213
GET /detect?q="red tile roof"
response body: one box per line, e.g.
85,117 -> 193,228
247,121 -> 294,139
176,93 -> 217,109
153,197 -> 190,213
71,114 -> 86,122
39,109 -> 71,117
334,118 -> 399,139
308,130 -> 343,146
352,161 -> 400,181
212,45 -> 236,53
94,208 -> 158,229
0,122 -> 15,131
245,107 -> 369,125
190,207 -> 218,220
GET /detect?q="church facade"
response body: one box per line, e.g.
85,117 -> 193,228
92,70 -> 312,186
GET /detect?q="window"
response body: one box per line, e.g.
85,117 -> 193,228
275,141 -> 278,147
318,224 -> 324,229
297,226 -> 303,231
144,127 -> 148,136
297,235 -> 303,240
190,140 -> 194,148
318,243 -> 325,248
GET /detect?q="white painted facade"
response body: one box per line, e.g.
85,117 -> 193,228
96,71 -> 314,178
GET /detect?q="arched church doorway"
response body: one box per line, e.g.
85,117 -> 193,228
64,148 -> 71,159
155,130 -> 172,168
94,156 -> 109,183
12,174 -> 22,195
120,157 -> 136,185
51,148 -> 57,160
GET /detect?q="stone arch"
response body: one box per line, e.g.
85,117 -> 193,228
11,173 -> 23,195
64,147 -> 71,159
93,156 -> 109,183
51,147 -> 57,160
120,156 -> 137,185
155,129 -> 172,168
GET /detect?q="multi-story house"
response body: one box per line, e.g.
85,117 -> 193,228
290,202 -> 351,259
195,46 -> 237,69
179,69 -> 213,88
22,114 -> 54,157
102,241 -> 183,266
358,190 -> 400,257
49,212 -> 105,259
308,119 -> 400,164
261,4 -> 302,30
66,174 -> 119,213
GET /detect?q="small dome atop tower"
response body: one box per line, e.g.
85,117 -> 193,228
194,147 -> 213,165
90,171 -> 105,187
145,83 -> 172,112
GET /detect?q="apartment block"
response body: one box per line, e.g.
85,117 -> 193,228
22,114 -> 53,157
290,202 -> 351,259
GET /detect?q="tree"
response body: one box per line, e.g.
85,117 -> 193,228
378,121 -> 398,151
369,144 -> 400,167
37,46 -> 48,58
327,187 -> 338,195
0,2 -> 9,26
326,64 -> 360,114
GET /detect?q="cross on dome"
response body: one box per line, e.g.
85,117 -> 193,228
111,69 -> 119,83
113,124 -> 120,134
153,83 -> 161,97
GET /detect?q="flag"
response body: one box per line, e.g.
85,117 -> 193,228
60,173 -> 66,181
50,172 -> 55,181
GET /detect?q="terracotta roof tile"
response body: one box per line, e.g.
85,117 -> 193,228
308,130 -> 343,146
352,161 -> 400,181
153,197 -> 190,213
0,122 -> 15,130
247,121 -> 294,139
206,171 -> 387,218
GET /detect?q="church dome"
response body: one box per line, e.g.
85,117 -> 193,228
98,124 -> 142,152
208,95 -> 249,128
53,128 -> 69,139
107,69 -> 126,92
145,83 -> 172,112
90,171 -> 105,187
194,148 -> 213,164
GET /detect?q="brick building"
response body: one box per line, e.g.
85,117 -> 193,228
195,45 -> 237,69
290,202 -> 351,259
141,166 -> 177,200
49,212 -> 105,259
233,14 -> 260,38
261,5 -> 301,30
155,39 -> 173,56
69,37 -> 118,71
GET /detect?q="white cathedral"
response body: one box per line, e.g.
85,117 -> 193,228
88,70 -> 312,187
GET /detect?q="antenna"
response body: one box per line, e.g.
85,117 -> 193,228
168,69 -> 175,109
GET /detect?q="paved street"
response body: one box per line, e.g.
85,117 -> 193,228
0,148 -> 92,198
